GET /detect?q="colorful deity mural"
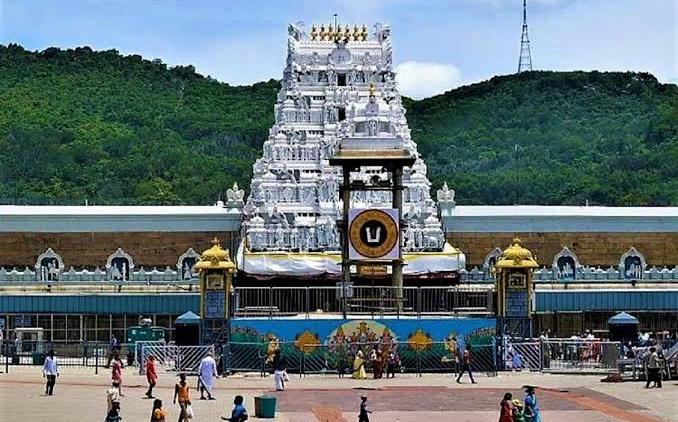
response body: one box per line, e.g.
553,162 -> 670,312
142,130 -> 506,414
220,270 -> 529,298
229,317 -> 496,373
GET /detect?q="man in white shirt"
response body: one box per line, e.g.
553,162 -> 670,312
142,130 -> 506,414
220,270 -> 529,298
198,352 -> 218,400
42,350 -> 59,395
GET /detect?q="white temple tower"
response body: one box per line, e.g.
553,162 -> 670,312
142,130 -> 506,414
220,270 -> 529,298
238,22 -> 464,278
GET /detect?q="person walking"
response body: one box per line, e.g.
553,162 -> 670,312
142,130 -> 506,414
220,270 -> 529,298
198,352 -> 218,400
42,350 -> 59,396
523,386 -> 541,422
358,395 -> 372,422
106,381 -> 121,413
173,373 -> 191,422
499,392 -> 513,422
272,349 -> 286,391
146,355 -> 158,399
106,335 -> 119,368
456,345 -> 476,384
111,352 -> 124,396
150,398 -> 167,422
645,347 -> 662,388
221,395 -> 249,421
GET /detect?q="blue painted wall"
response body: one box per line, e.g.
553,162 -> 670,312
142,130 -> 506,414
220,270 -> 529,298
0,294 -> 199,314
231,317 -> 496,344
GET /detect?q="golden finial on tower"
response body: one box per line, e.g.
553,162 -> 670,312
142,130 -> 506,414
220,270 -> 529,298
361,24 -> 368,41
346,25 -> 354,41
319,24 -> 327,41
352,24 -> 360,41
328,24 -> 334,41
310,24 -> 318,41
335,24 -> 342,41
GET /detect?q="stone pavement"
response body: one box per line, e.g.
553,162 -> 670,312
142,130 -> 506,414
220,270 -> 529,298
0,366 -> 675,421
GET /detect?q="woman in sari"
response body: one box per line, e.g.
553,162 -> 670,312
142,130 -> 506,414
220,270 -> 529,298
353,350 -> 367,379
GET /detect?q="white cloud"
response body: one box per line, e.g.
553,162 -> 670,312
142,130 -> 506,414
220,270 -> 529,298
396,61 -> 462,99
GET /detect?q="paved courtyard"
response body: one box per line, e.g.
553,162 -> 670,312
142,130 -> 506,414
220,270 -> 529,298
0,366 -> 675,421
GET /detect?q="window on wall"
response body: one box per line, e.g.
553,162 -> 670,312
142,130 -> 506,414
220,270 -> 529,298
83,315 -> 96,342
66,315 -> 81,342
97,314 -> 111,342
52,315 -> 66,341
37,315 -> 52,342
111,315 -> 125,344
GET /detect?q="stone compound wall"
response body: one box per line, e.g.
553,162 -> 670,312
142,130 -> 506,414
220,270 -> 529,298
448,232 -> 678,268
0,231 -> 238,269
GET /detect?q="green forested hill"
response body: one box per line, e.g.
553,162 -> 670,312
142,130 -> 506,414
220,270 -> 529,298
1,44 -> 676,206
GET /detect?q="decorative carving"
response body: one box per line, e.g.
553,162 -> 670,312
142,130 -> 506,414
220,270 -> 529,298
436,182 -> 455,203
483,247 -> 503,272
106,248 -> 135,281
226,182 -> 245,208
177,248 -> 200,280
35,248 -> 64,282
619,247 -> 646,280
552,247 -> 581,280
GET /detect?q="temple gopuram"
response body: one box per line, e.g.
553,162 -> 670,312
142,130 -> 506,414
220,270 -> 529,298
237,22 -> 463,284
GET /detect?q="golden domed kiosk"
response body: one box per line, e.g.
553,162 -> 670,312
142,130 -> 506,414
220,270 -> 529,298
494,237 -> 539,337
194,238 -> 237,342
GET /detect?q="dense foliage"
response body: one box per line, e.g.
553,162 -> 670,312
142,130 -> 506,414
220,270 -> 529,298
1,45 -> 676,205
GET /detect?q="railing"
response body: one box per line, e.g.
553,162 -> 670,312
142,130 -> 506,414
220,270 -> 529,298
233,286 -> 494,318
500,338 -> 622,373
0,341 -> 136,373
0,338 -> 632,377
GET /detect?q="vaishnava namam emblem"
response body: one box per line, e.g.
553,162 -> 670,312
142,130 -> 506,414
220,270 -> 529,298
349,209 -> 399,259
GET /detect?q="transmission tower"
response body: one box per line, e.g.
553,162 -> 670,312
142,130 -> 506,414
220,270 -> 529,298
518,0 -> 533,73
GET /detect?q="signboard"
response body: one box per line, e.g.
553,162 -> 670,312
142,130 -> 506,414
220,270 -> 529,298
506,290 -> 529,317
358,265 -> 388,277
348,208 -> 400,261
204,290 -> 226,319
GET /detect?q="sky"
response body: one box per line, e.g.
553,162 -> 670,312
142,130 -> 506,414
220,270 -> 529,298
0,0 -> 675,99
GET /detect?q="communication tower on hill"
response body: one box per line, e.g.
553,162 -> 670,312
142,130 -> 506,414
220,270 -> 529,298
518,0 -> 533,73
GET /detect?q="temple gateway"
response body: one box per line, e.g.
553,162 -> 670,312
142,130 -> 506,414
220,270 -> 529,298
237,22 -> 463,282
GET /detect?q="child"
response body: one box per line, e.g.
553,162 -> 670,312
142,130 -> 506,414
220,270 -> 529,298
512,399 -> 525,422
106,381 -> 121,413
221,395 -> 249,421
359,395 -> 372,422
386,351 -> 399,378
105,401 -> 123,422
150,399 -> 166,422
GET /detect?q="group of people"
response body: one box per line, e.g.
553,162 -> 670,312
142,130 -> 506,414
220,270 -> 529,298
351,346 -> 400,380
499,386 -> 541,422
42,347 -> 247,422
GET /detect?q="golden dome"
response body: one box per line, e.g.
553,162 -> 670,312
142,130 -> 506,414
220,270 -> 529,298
495,237 -> 539,269
194,238 -> 236,271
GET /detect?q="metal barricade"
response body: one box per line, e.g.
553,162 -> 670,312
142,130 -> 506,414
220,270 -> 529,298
140,344 -> 214,375
542,339 -> 620,373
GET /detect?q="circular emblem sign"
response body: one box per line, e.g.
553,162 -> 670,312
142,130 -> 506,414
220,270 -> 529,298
349,209 -> 398,259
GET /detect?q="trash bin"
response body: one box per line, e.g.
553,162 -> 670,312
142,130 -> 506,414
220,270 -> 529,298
254,395 -> 277,418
